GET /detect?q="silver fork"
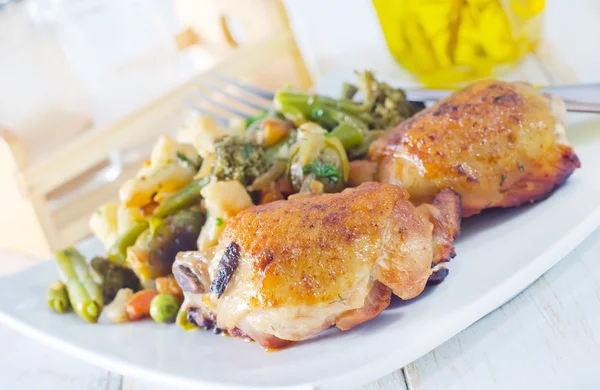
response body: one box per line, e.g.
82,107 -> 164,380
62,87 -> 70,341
50,74 -> 276,212
189,73 -> 600,116
185,72 -> 275,126
405,83 -> 600,113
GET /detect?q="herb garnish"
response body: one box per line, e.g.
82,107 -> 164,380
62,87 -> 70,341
500,174 -> 507,186
215,217 -> 224,226
245,109 -> 267,129
302,161 -> 341,182
330,293 -> 347,306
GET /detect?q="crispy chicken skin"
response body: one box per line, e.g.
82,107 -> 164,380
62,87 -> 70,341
369,80 -> 581,217
174,183 -> 460,349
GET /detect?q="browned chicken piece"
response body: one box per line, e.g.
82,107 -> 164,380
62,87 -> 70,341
335,280 -> 391,331
369,80 -> 581,217
174,182 -> 460,349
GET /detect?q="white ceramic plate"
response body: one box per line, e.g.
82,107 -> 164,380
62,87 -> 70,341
2,73 -> 600,390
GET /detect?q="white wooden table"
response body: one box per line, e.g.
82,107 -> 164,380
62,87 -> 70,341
2,1 -> 600,389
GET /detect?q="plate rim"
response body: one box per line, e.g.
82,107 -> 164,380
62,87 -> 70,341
0,298 -> 312,390
3,72 -> 599,389
2,203 -> 600,390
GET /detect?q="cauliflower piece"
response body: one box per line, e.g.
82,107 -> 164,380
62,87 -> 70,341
89,202 -> 119,249
197,180 -> 253,250
124,228 -> 151,281
176,115 -> 227,158
103,288 -> 134,324
116,205 -> 144,235
119,136 -> 200,208
89,202 -> 147,250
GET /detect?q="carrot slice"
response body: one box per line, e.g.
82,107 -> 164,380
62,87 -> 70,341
125,290 -> 158,321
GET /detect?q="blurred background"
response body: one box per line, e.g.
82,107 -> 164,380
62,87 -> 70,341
3,0 -> 598,132
1,0 -> 599,258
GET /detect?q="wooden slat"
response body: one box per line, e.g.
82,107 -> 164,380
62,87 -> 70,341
361,369 -> 409,390
28,193 -> 59,252
22,30 -> 296,198
0,325 -> 120,390
0,130 -> 53,257
273,0 -> 313,90
209,29 -> 297,79
404,231 -> 600,390
22,89 -> 191,196
10,29 -> 300,255
52,164 -> 140,248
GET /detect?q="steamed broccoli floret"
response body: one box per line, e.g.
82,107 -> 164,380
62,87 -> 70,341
356,70 -> 424,130
211,136 -> 269,185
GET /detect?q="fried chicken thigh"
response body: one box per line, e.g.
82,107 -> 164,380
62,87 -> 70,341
369,80 -> 581,217
174,182 -> 460,349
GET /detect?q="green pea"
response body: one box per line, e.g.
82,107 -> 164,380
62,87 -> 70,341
149,293 -> 181,323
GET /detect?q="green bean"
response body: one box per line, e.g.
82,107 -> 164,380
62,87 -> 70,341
47,280 -> 70,314
176,307 -> 198,330
150,293 -> 181,323
109,178 -> 209,265
107,220 -> 149,265
310,106 -> 338,129
348,130 -> 386,159
330,122 -> 364,150
70,251 -> 103,309
354,111 -> 376,126
273,102 -> 307,125
275,91 -> 370,137
315,103 -> 373,127
274,93 -> 323,121
275,90 -> 369,116
319,106 -> 369,132
152,177 -> 209,218
55,248 -> 103,323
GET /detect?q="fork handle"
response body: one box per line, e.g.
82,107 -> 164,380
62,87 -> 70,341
405,84 -> 600,114
541,83 -> 600,104
563,100 -> 600,113
543,84 -> 600,113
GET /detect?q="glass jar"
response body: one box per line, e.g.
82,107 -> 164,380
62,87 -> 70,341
373,0 -> 545,87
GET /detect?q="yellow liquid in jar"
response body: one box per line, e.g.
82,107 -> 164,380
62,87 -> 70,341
373,0 -> 545,87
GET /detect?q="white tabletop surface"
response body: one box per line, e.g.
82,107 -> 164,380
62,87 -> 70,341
2,0 -> 600,389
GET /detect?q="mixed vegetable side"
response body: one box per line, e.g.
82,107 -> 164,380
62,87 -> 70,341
47,71 -> 424,326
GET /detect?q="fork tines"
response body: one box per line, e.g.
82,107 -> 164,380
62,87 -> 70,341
186,72 -> 275,126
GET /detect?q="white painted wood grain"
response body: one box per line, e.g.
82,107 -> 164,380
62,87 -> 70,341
0,325 -> 121,390
117,369 -> 410,390
361,369 -> 408,390
405,227 -> 600,390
